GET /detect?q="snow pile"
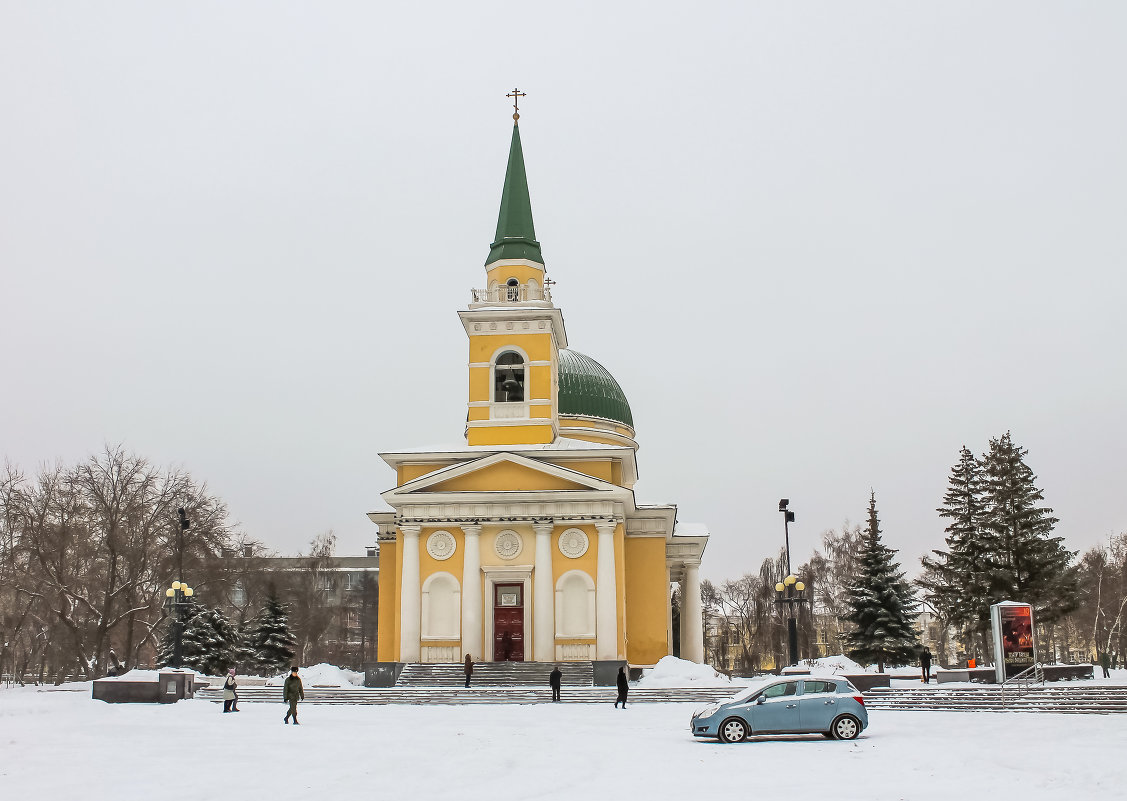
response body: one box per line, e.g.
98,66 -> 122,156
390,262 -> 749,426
264,663 -> 364,688
636,656 -> 732,687
803,655 -> 868,674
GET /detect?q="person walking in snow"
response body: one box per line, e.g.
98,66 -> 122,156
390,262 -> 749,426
920,648 -> 932,684
1099,651 -> 1111,679
614,666 -> 629,709
223,668 -> 239,712
549,665 -> 562,702
464,653 -> 474,688
283,666 -> 304,724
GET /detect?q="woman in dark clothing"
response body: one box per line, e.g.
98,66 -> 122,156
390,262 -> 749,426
464,654 -> 473,688
614,666 -> 629,708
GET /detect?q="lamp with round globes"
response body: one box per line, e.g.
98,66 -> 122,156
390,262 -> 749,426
776,499 -> 810,668
162,579 -> 197,670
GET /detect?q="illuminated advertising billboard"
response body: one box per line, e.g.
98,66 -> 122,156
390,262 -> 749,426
990,601 -> 1036,682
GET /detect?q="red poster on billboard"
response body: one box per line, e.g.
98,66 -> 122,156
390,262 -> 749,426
999,604 -> 1035,672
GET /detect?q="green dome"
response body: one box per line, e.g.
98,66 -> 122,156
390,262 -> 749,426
557,349 -> 634,429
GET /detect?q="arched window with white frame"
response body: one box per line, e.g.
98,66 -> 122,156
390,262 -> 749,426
493,350 -> 526,403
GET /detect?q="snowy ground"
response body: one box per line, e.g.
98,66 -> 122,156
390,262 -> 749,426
1,686 -> 1123,799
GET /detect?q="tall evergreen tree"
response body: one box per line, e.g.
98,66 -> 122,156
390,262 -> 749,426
247,594 -> 297,674
843,492 -> 920,671
156,599 -> 204,669
979,432 -> 1078,622
192,607 -> 241,675
920,446 -> 991,632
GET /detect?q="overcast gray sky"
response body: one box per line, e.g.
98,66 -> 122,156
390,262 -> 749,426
2,2 -> 1125,581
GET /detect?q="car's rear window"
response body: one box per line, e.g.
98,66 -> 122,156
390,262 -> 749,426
803,680 -> 837,694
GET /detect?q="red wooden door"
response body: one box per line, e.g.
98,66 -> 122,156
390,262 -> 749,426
493,583 -> 524,661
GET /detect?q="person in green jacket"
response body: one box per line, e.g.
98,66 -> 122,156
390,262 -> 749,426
283,666 -> 304,724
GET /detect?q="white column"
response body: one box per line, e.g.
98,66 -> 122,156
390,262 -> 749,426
460,524 -> 483,661
532,520 -> 555,663
399,524 -> 422,663
680,561 -> 704,664
595,520 -> 619,660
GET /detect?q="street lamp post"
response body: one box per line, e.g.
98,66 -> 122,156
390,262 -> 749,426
163,581 -> 195,668
775,499 -> 809,667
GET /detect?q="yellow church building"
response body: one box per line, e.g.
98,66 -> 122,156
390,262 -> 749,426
368,105 -> 708,675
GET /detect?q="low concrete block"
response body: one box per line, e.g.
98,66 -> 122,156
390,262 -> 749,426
364,662 -> 405,688
841,673 -> 891,692
592,660 -> 627,686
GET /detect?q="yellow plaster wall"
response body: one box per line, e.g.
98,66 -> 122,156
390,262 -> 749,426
398,463 -> 450,485
418,526 -> 466,588
544,459 -> 622,485
485,263 -> 544,286
550,524 -> 598,585
467,423 -> 554,446
469,333 -> 554,364
468,367 -> 491,403
425,461 -> 588,492
377,540 -> 397,662
624,536 -> 671,665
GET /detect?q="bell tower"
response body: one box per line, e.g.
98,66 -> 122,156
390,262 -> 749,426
459,94 -> 567,446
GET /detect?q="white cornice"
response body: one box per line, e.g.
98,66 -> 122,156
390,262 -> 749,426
484,259 -> 545,272
458,307 -> 568,350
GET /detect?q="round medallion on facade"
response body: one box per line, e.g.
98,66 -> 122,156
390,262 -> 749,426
494,529 -> 523,561
426,530 -> 456,561
558,528 -> 590,559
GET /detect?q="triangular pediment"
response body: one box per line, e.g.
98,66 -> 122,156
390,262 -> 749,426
385,451 -> 620,500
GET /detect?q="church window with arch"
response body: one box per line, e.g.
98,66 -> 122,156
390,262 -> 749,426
493,350 -> 526,403
505,277 -> 520,302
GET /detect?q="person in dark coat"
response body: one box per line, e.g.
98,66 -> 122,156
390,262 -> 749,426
464,654 -> 474,688
549,666 -> 562,702
920,648 -> 932,683
614,666 -> 629,708
283,666 -> 304,724
1099,651 -> 1111,679
223,668 -> 239,712
501,631 -> 514,661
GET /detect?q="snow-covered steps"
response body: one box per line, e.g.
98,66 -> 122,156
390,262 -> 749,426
395,661 -> 595,688
193,684 -> 735,706
863,685 -> 1127,714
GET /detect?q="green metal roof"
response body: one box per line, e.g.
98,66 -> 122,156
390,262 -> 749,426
486,123 -> 544,265
558,349 -> 634,428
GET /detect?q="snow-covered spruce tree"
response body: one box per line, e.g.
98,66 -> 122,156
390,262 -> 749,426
843,492 -> 920,672
247,595 -> 297,674
979,432 -> 1078,623
192,607 -> 241,676
920,446 -> 993,634
155,598 -> 204,669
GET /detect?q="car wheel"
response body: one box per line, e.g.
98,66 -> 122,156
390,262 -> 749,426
831,714 -> 861,741
718,717 -> 748,743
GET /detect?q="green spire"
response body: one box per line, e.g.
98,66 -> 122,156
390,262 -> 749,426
486,122 -> 544,265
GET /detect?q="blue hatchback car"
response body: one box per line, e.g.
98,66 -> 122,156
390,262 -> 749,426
691,676 -> 869,743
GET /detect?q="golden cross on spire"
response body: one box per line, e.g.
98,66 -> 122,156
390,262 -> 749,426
506,87 -> 526,121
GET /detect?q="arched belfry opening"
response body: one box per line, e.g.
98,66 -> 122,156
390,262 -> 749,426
494,351 -> 525,403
